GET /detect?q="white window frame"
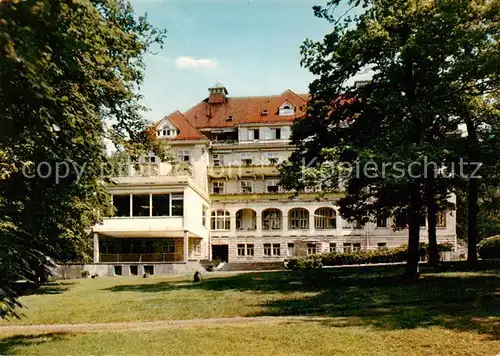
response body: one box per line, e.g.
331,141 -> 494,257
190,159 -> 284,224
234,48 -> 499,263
246,244 -> 254,256
307,243 -> 317,255
212,181 -> 225,194
263,152 -> 279,165
314,208 -> 336,229
241,153 -> 252,166
279,102 -> 295,116
289,208 -> 309,230
237,244 -> 245,256
240,180 -> 253,193
263,243 -> 271,257
265,179 -> 280,193
211,210 -> 231,231
262,209 -> 281,230
329,243 -> 336,253
213,154 -> 224,167
177,149 -> 190,163
272,243 -> 281,256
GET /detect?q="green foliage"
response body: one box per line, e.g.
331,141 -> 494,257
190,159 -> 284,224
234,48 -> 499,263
478,235 -> 500,260
281,0 -> 500,277
0,0 -> 167,318
286,243 -> 454,270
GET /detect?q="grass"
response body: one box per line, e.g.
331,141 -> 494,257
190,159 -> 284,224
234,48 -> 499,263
1,265 -> 500,355
1,322 -> 499,356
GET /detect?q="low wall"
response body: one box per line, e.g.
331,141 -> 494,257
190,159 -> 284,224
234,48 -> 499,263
52,261 -> 203,279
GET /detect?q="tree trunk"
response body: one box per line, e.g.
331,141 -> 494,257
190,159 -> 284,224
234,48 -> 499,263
427,200 -> 439,267
467,177 -> 478,264
404,190 -> 421,280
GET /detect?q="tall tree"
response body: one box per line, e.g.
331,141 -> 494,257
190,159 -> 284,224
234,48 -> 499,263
281,0 -> 499,277
0,0 -> 167,318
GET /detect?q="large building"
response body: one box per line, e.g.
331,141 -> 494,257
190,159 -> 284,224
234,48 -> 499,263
91,83 -> 457,275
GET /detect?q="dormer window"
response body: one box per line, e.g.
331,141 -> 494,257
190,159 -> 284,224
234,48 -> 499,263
261,109 -> 268,116
157,126 -> 177,138
226,115 -> 233,122
279,102 -> 295,116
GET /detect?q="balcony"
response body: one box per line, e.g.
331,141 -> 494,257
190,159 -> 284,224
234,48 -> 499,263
210,192 -> 343,202
100,252 -> 184,263
208,165 -> 279,179
94,217 -> 184,237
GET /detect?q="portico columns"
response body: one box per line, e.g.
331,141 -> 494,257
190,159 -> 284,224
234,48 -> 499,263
93,233 -> 100,263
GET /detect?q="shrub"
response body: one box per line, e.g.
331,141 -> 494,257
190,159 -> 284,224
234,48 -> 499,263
478,235 -> 500,259
81,270 -> 90,278
285,243 -> 455,270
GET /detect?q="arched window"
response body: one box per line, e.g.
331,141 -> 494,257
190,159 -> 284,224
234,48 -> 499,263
262,208 -> 282,230
314,207 -> 336,229
288,208 -> 309,229
211,210 -> 230,230
236,209 -> 257,230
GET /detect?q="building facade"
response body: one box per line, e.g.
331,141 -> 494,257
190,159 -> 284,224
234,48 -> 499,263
91,83 -> 457,274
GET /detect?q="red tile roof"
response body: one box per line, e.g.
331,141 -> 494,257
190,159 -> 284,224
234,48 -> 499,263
182,89 -> 309,129
156,111 -> 207,141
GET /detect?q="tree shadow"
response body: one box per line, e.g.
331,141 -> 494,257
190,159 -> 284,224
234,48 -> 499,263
103,265 -> 500,339
26,281 -> 76,295
0,332 -> 71,354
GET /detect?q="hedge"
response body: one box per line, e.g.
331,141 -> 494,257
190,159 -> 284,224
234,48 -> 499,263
478,235 -> 500,259
285,243 -> 454,270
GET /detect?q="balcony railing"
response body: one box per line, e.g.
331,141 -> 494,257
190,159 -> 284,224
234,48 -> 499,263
100,252 -> 184,263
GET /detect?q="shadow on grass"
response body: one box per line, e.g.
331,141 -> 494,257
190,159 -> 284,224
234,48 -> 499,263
26,282 -> 76,295
105,265 -> 500,339
0,332 -> 71,354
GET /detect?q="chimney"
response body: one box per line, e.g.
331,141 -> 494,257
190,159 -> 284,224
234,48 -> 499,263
208,82 -> 228,104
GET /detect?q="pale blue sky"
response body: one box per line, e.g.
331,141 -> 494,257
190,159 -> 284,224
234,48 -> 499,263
130,0 -> 362,123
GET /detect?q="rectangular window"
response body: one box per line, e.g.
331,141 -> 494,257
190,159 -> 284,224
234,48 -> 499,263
377,242 -> 387,250
343,243 -> 352,253
202,206 -> 208,226
263,243 -> 271,257
273,128 -> 281,140
376,217 -> 388,228
263,152 -> 279,165
212,181 -> 225,194
437,211 -> 447,227
237,244 -> 245,256
248,129 -> 260,141
171,194 -> 184,216
152,194 -> 170,216
144,265 -> 154,275
265,180 -> 280,193
307,243 -> 317,255
287,243 -> 295,257
114,265 -> 122,276
213,154 -> 224,167
177,150 -> 190,162
241,153 -> 252,166
246,244 -> 254,256
329,243 -> 336,253
240,180 -> 253,193
132,194 -> 150,217
353,243 -> 361,252
420,213 -> 427,227
113,194 -> 130,217
272,244 -> 281,256
129,265 -> 138,276
145,156 -> 156,164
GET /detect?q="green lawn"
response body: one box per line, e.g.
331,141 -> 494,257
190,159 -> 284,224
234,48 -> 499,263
1,266 -> 499,355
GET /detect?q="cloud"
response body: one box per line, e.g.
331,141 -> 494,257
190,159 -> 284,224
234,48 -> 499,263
175,56 -> 217,69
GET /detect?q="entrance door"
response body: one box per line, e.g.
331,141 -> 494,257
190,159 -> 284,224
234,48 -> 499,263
212,245 -> 229,262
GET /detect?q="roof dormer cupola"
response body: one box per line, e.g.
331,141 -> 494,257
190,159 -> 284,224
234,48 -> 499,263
208,82 -> 228,104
